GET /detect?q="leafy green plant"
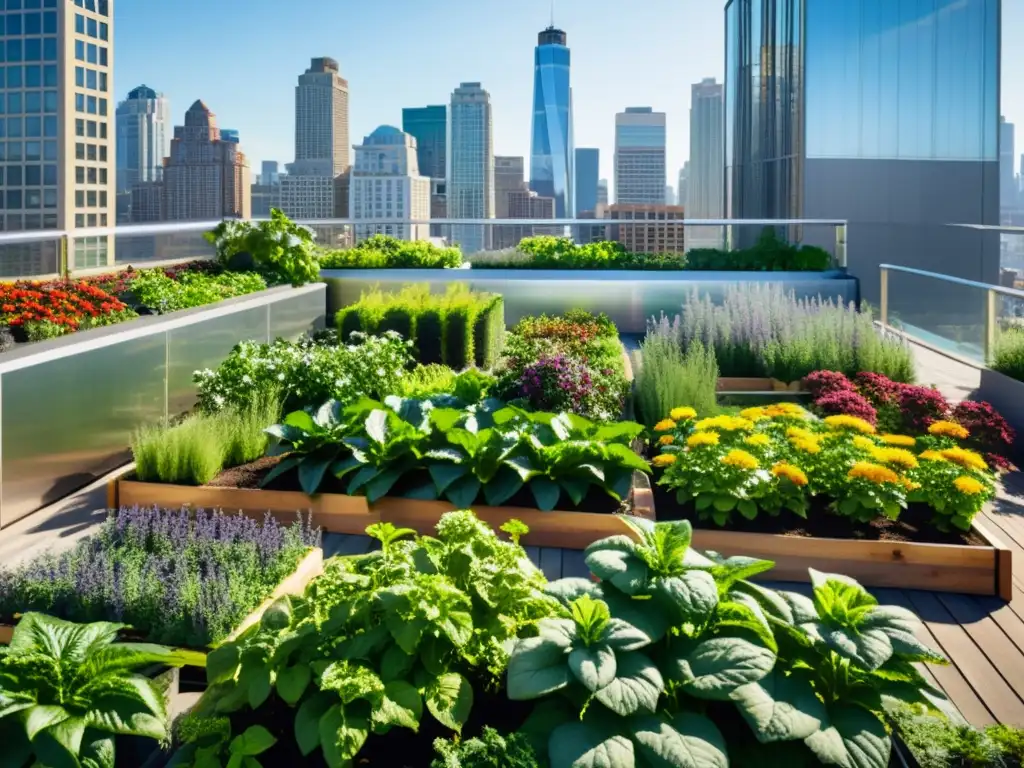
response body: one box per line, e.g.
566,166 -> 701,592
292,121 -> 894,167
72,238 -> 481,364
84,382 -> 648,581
205,209 -> 320,286
635,325 -> 718,428
320,235 -> 463,269
182,511 -> 558,768
169,717 -> 277,768
128,269 -> 268,313
686,228 -> 832,271
992,327 -> 1024,384
399,365 -> 496,403
0,613 -> 205,768
431,726 -> 540,768
887,703 -> 1023,768
508,517 -> 948,768
469,236 -> 685,270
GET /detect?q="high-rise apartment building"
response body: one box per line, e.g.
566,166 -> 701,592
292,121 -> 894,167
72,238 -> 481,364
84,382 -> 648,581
0,0 -> 114,273
281,57 -> 349,219
402,105 -> 446,181
1001,117 -> 1016,217
494,156 -> 525,219
614,107 -> 666,205
574,147 -> 599,215
530,26 -> 573,218
162,100 -> 250,221
115,85 -> 169,223
448,82 -> 494,254
603,204 -> 685,254
597,179 -> 608,206
261,161 -> 279,186
725,0 -> 999,300
349,125 -> 431,242
677,162 -> 689,208
688,78 -> 723,218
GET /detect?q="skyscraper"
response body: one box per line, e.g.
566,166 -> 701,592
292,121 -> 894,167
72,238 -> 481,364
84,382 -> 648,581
574,148 -> 599,215
0,0 -> 114,272
725,0 -> 1000,299
614,107 -> 666,205
220,129 -> 239,144
677,162 -> 690,209
1001,117 -> 1016,217
597,179 -> 609,206
261,161 -> 280,186
529,26 -> 574,218
281,57 -> 349,219
402,106 -> 447,181
116,85 -> 170,222
162,100 -> 250,221
448,82 -> 494,254
494,156 -> 525,219
350,126 -> 431,242
688,78 -> 724,219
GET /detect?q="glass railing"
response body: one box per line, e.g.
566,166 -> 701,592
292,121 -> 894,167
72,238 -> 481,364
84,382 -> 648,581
0,217 -> 849,280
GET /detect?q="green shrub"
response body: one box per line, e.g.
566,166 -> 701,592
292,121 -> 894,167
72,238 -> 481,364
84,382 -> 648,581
686,227 -> 833,271
635,325 -> 719,427
319,234 -> 463,269
993,327 -> 1024,383
128,268 -> 267,313
470,236 -> 685,270
431,727 -> 539,768
336,283 -> 505,368
888,702 -> 1024,768
205,209 -> 320,286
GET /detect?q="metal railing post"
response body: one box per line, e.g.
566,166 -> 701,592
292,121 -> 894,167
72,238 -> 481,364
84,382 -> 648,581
984,288 -> 998,363
879,267 -> 889,326
59,233 -> 69,278
835,222 -> 847,269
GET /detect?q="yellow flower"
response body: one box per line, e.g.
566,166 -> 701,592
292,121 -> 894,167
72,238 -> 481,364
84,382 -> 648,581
654,419 -> 677,432
824,415 -> 877,434
772,462 -> 809,487
919,450 -> 947,462
744,434 -> 771,448
670,406 -> 697,422
954,475 -> 986,495
870,447 -> 919,470
740,407 -> 768,421
764,403 -> 807,418
940,448 -> 988,472
880,434 -> 917,447
652,454 -> 677,468
658,434 -> 676,446
901,477 -> 922,492
721,449 -> 759,470
791,437 -> 822,455
787,426 -> 817,440
688,431 -> 720,448
847,462 -> 901,484
929,420 -> 970,440
853,435 -> 878,452
695,415 -> 755,433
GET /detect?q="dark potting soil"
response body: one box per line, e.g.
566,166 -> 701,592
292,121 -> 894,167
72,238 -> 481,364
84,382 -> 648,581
208,456 -> 625,514
651,483 -> 985,546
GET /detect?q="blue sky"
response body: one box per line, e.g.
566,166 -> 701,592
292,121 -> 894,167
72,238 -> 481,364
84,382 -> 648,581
115,0 -> 1024,185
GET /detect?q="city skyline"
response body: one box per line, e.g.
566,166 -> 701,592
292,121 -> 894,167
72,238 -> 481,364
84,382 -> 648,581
113,0 -> 1024,192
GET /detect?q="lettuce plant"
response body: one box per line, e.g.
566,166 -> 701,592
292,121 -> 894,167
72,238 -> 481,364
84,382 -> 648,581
507,518 -> 948,768
0,613 -> 205,768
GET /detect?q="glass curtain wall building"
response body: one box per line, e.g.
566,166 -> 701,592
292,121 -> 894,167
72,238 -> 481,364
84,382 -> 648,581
529,27 -> 573,218
725,0 -> 1000,301
574,147 -> 599,215
402,105 -> 447,182
448,82 -> 494,255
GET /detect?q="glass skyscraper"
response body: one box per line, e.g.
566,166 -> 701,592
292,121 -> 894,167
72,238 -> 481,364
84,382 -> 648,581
529,27 -> 573,218
448,82 -> 493,254
574,147 -> 599,215
402,105 -> 447,182
725,0 -> 1000,300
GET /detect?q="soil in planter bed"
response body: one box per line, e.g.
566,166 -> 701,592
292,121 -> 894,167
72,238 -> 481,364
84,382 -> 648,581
651,484 -> 985,546
207,456 -> 625,515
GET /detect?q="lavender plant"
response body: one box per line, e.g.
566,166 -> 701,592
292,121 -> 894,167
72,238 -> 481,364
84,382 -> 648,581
0,506 -> 320,648
671,284 -> 915,382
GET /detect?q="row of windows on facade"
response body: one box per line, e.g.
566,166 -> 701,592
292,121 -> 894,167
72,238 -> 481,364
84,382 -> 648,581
0,163 -> 56,185
74,39 -> 108,67
76,116 -> 106,139
2,9 -> 55,34
75,92 -> 107,115
1,0 -> 59,11
74,65 -> 107,92
0,114 -> 56,138
0,140 -> 54,161
1,37 -> 58,64
0,90 -> 57,115
73,213 -> 107,228
72,0 -> 110,16
0,212 -> 58,231
74,164 -> 105,185
0,187 -> 57,208
74,141 -> 107,162
0,64 -> 58,88
73,13 -> 107,40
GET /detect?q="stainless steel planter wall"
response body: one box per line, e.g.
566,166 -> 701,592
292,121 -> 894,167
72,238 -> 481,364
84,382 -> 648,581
322,269 -> 860,333
0,283 -> 326,527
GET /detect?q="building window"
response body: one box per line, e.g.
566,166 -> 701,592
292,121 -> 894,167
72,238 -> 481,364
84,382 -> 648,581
86,17 -> 97,38
43,90 -> 56,113
24,12 -> 40,34
24,65 -> 40,87
86,95 -> 96,114
24,38 -> 41,62
75,191 -> 84,207
86,69 -> 97,90
42,37 -> 55,61
24,92 -> 39,112
99,22 -> 108,40
76,166 -> 85,184
6,67 -> 21,88
86,44 -> 96,64
86,144 -> 96,161
75,93 -> 85,112
75,142 -> 85,160
99,72 -> 106,92
75,41 -> 85,61
98,98 -> 106,116
75,14 -> 85,34
98,47 -> 107,66
43,64 -> 56,86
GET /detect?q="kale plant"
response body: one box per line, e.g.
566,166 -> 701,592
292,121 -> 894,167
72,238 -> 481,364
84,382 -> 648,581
431,726 -> 539,768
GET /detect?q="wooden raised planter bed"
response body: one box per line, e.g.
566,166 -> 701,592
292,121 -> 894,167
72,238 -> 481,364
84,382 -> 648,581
0,547 -> 325,647
109,473 -> 655,551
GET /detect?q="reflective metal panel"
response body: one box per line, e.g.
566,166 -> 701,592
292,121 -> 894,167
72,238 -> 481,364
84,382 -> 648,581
322,269 -> 859,334
268,284 -> 327,341
167,307 -> 268,417
0,334 -> 166,526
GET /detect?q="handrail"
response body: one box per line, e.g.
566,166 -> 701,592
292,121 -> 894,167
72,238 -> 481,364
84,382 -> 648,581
878,263 -> 1024,300
946,223 -> 1024,235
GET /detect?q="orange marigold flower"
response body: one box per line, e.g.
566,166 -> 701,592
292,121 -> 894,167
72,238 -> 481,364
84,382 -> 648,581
847,462 -> 900,484
824,415 -> 877,435
772,462 -> 809,486
654,419 -> 677,432
880,434 -> 916,447
659,434 -> 675,446
652,454 -> 677,468
940,448 -> 988,472
687,431 -> 720,448
928,421 -> 970,440
953,476 -> 986,495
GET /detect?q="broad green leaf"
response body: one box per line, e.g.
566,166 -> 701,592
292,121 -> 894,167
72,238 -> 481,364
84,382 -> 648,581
654,571 -> 719,621
298,454 -> 334,495
604,618 -> 652,652
372,680 -> 423,733
531,477 -> 562,511
380,645 -> 415,684
482,468 -> 524,506
584,536 -> 648,596
31,715 -> 86,768
283,410 -> 316,433
549,722 -> 634,768
319,704 -> 369,766
804,705 -> 891,768
605,442 -> 653,473
806,622 -> 893,672
294,692 -> 333,756
593,651 -> 664,716
0,718 -> 31,768
544,578 -> 600,607
438,607 -> 474,648
885,629 -> 947,665
276,663 -> 312,705
569,644 -> 617,692
571,595 -> 612,645
429,462 -> 469,494
632,712 -> 728,768
365,468 -> 403,503
560,477 -> 591,506
0,690 -> 34,719
80,734 -> 115,768
388,615 -> 427,655
603,590 -> 670,645
674,637 -> 775,700
424,672 -> 473,732
507,636 -> 572,700
231,725 -> 277,756
259,456 -> 300,487
365,410 -> 389,444
704,554 -> 776,591
241,663 -> 272,709
430,408 -> 465,432
594,422 -> 645,443
445,475 -> 482,509
731,669 -> 825,742
318,661 -> 385,706
25,704 -> 70,740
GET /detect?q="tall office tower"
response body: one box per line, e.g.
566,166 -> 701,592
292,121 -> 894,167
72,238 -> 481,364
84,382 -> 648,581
448,82 -> 494,254
1001,117 -> 1016,217
261,160 -> 280,186
220,129 -> 239,144
725,0 -> 999,301
688,78 -> 724,218
349,126 -> 430,242
115,85 -> 170,223
0,0 -> 114,274
597,179 -> 608,206
677,162 -> 690,208
614,107 -> 666,204
494,156 -> 525,219
604,204 -> 685,254
402,106 -> 446,181
281,57 -> 349,219
665,186 -> 675,205
529,26 -> 574,218
162,100 -> 251,221
574,148 -> 599,215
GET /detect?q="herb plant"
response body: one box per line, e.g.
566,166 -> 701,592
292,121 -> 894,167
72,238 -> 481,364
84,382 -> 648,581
205,209 -> 320,286
320,235 -> 463,269
169,717 -> 277,768
0,613 -> 205,768
431,726 -> 540,768
126,268 -> 268,313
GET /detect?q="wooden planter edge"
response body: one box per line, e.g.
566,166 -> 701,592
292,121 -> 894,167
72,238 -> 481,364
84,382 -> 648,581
109,472 -> 655,551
